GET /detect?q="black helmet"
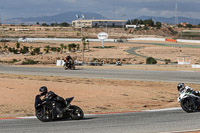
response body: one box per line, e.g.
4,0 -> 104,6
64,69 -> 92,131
177,83 -> 185,92
39,86 -> 48,96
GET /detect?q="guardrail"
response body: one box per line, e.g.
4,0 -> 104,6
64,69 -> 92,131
18,37 -> 200,44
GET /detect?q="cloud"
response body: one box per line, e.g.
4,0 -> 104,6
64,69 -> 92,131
0,0 -> 200,20
63,0 -> 77,3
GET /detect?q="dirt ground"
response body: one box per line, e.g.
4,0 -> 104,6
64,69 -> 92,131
1,40 -> 200,118
1,69 -> 200,118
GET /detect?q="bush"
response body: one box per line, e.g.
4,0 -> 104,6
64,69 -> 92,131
22,59 -> 39,65
164,59 -> 171,64
8,59 -> 18,63
93,46 -> 115,49
146,57 -> 157,64
50,47 -> 58,52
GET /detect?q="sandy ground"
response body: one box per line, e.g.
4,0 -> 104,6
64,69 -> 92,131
1,72 -> 200,118
1,41 -> 200,118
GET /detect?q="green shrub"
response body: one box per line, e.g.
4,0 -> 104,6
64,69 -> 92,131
164,59 -> 171,64
93,46 -> 115,49
8,59 -> 18,63
50,47 -> 58,52
146,57 -> 157,64
22,59 -> 39,65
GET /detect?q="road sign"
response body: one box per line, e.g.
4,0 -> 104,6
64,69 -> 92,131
97,32 -> 108,47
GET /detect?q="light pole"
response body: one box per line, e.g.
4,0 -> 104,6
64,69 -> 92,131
76,14 -> 85,64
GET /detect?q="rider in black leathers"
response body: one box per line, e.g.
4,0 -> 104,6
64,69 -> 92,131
64,55 -> 73,69
35,86 -> 67,117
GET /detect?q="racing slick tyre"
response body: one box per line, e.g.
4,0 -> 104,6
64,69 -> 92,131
70,105 -> 84,120
180,98 -> 196,113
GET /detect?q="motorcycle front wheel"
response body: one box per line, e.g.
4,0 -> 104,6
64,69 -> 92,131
180,98 -> 196,113
70,105 -> 84,120
35,108 -> 52,122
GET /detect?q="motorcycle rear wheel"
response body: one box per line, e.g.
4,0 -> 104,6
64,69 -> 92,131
70,105 -> 84,120
180,98 -> 196,113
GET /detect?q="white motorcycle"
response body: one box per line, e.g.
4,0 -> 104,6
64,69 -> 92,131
178,88 -> 200,113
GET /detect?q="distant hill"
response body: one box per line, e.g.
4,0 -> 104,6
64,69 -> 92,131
5,11 -> 107,24
5,12 -> 200,25
136,16 -> 200,25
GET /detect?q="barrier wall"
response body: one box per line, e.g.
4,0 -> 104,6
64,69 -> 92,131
18,38 -> 116,42
56,60 -> 65,66
18,37 -> 200,44
177,39 -> 200,44
165,38 -> 177,42
127,38 -> 165,41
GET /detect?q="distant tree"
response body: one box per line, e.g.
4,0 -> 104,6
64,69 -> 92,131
87,40 -> 90,50
68,43 -> 77,52
126,19 -> 131,25
76,44 -> 80,51
139,19 -> 144,24
42,23 -> 48,26
30,46 -> 33,52
56,48 -> 61,53
36,22 -> 40,25
64,45 -> 67,53
33,47 -> 41,55
50,47 -> 57,52
60,22 -> 69,27
132,19 -> 139,25
143,19 -> 154,27
44,45 -> 50,53
4,45 -> 8,51
156,22 -> 162,29
146,57 -> 157,64
186,24 -> 193,28
178,24 -> 183,27
16,42 -> 20,49
50,23 -> 55,27
60,43 -> 64,53
51,23 -> 58,27
20,46 -> 29,54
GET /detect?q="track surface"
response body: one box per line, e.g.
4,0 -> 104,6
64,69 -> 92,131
1,109 -> 200,133
0,65 -> 200,83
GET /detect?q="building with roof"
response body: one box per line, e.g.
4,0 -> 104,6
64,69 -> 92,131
72,19 -> 126,28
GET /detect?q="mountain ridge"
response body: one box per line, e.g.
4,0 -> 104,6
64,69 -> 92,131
4,12 -> 200,25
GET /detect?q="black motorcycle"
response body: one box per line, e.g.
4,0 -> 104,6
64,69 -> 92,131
35,95 -> 84,122
64,60 -> 75,70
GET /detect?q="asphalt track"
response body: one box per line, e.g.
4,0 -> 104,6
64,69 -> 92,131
1,109 -> 200,133
0,65 -> 200,84
1,65 -> 200,132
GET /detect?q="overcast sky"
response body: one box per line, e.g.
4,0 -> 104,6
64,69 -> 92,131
0,0 -> 199,20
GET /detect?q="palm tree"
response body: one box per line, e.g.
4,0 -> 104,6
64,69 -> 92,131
30,46 -> 33,53
64,45 -> 67,53
60,43 -> 64,54
87,40 -> 89,50
44,45 -> 50,53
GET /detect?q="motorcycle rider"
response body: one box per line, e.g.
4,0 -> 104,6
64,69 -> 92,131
38,86 -> 68,118
64,55 -> 74,69
177,83 -> 200,96
39,86 -> 67,107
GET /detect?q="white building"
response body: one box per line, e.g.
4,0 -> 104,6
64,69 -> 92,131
72,19 -> 126,28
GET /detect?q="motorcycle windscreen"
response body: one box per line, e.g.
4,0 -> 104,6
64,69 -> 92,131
66,97 -> 74,104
